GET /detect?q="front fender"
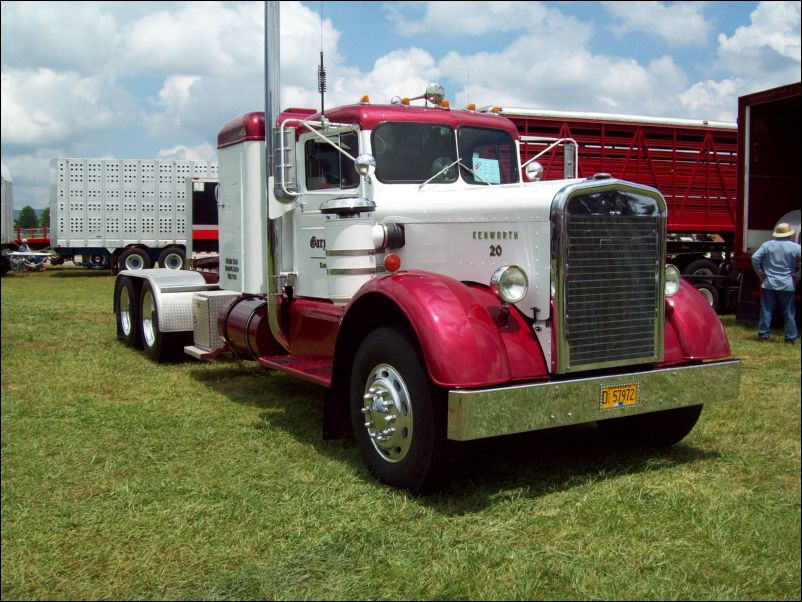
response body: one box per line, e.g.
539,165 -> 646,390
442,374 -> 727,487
664,279 -> 732,362
346,271 -> 548,388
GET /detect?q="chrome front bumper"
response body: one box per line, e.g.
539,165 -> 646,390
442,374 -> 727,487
447,359 -> 741,441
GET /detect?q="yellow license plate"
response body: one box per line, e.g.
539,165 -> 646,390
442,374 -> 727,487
600,383 -> 639,410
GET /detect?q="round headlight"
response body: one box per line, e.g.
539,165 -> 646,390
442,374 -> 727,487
491,265 -> 529,304
665,264 -> 681,297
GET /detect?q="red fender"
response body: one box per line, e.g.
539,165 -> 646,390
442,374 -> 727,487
663,280 -> 732,362
347,271 -> 549,388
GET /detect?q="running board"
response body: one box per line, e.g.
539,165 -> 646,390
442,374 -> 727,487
258,355 -> 332,387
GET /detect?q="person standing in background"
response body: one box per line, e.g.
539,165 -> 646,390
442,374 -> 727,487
751,222 -> 801,344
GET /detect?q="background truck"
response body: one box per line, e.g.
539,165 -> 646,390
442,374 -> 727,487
1,163 -> 15,275
50,158 -> 217,272
110,1 -> 740,492
491,107 -> 739,311
732,81 -> 801,325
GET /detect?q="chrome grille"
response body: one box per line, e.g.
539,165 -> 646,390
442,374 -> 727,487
555,184 -> 665,373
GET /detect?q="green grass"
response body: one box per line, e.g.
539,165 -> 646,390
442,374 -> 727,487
2,266 -> 800,600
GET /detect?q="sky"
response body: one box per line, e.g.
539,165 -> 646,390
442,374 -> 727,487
1,1 -> 800,210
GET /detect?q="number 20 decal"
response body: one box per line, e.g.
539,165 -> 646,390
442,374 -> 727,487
490,245 -> 502,257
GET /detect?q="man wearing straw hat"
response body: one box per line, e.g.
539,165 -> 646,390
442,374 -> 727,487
751,222 -> 801,343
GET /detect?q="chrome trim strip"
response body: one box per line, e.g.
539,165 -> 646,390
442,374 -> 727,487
325,249 -> 377,257
327,267 -> 386,276
447,360 -> 741,441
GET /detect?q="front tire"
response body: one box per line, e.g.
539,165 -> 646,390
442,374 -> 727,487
597,405 -> 703,448
350,326 -> 450,493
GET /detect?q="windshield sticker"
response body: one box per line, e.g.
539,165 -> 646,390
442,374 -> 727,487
472,154 -> 501,184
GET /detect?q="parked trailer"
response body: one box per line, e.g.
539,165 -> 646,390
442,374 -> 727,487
492,107 -> 740,310
1,164 -> 14,275
733,82 -> 801,326
112,2 -> 740,492
50,158 -> 217,272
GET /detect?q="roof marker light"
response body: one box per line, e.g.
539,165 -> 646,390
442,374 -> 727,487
466,103 -> 476,112
360,95 -> 370,104
401,98 -> 410,106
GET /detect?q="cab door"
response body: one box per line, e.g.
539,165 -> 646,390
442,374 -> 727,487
293,128 -> 360,300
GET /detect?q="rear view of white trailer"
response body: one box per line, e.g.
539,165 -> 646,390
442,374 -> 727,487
50,158 -> 217,272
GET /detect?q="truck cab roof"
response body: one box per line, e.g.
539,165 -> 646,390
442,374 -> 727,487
217,104 -> 520,149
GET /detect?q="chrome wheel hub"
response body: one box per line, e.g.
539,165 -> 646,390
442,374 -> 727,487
361,364 -> 413,463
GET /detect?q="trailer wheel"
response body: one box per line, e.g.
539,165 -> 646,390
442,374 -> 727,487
597,405 -> 703,448
684,259 -> 719,277
694,282 -> 720,311
350,326 -> 450,493
120,248 -> 152,271
115,276 -> 142,348
139,282 -> 190,362
158,247 -> 185,270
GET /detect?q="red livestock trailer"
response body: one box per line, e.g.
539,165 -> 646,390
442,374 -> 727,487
494,107 -> 739,310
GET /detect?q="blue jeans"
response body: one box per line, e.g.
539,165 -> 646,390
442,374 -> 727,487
758,289 -> 798,341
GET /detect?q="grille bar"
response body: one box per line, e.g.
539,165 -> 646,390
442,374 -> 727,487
565,213 -> 659,368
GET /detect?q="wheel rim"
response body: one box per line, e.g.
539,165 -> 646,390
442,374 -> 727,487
142,290 -> 156,347
163,252 -> 183,270
698,287 -> 715,306
119,287 -> 132,336
125,253 -> 144,270
361,363 -> 414,463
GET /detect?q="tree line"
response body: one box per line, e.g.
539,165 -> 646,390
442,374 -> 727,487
14,206 -> 50,229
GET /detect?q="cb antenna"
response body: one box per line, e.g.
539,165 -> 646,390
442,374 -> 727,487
317,3 -> 326,115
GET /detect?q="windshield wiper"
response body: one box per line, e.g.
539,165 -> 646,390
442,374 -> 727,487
418,158 -> 493,190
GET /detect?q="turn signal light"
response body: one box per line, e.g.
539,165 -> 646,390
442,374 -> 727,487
384,254 -> 401,273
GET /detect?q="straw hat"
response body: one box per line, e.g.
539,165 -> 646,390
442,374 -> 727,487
772,223 -> 796,238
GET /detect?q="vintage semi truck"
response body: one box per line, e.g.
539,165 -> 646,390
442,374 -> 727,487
50,158 -> 217,272
492,107 -> 739,311
111,2 -> 741,492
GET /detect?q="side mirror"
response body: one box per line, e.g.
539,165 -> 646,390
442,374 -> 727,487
355,154 -> 376,177
525,161 -> 544,182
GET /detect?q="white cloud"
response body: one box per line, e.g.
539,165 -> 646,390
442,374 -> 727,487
157,142 -> 216,162
1,69 -> 122,149
717,1 -> 801,82
675,1 -> 801,120
603,1 -> 711,46
385,1 -> 553,36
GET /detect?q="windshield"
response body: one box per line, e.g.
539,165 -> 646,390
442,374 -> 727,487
372,123 -> 458,184
372,122 -> 519,185
458,126 -> 519,185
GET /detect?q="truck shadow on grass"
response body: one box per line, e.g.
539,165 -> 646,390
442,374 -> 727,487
191,363 -> 720,513
50,269 -> 112,278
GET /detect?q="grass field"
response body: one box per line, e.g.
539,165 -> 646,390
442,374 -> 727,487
2,266 -> 800,600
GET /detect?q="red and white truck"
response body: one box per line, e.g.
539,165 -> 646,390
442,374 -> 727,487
112,2 -> 741,491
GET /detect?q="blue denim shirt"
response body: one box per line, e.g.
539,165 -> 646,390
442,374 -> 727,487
751,239 -> 802,291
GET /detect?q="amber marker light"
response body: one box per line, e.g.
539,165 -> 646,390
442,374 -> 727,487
360,95 -> 370,104
384,254 -> 402,273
